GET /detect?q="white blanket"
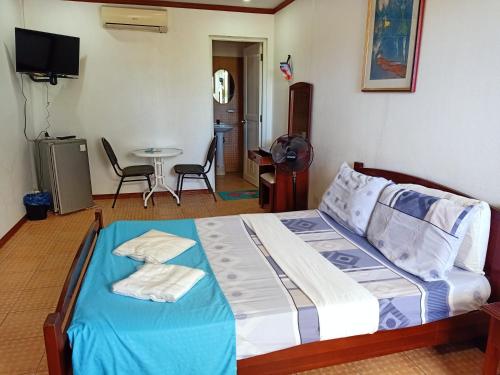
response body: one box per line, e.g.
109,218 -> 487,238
112,264 -> 205,302
113,229 -> 196,264
241,213 -> 379,340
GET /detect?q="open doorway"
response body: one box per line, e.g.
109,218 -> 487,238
211,39 -> 265,193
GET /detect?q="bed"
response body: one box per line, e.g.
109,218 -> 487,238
43,162 -> 500,375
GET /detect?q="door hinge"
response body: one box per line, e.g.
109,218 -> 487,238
260,53 -> 263,62
260,114 -> 263,123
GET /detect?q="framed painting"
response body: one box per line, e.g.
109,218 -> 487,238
362,0 -> 425,92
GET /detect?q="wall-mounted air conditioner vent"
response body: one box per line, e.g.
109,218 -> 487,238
101,7 -> 168,33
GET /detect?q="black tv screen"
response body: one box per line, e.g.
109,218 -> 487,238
15,28 -> 80,76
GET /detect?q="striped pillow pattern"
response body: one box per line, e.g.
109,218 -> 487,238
367,184 -> 475,281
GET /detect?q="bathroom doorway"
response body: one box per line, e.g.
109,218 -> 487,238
211,39 -> 265,192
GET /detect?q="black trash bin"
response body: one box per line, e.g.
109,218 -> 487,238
23,192 -> 51,221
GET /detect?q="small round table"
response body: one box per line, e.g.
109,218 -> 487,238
132,147 -> 183,207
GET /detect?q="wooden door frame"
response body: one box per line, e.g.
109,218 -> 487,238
209,36 -> 269,188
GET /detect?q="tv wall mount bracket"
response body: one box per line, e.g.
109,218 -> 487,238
28,73 -> 76,86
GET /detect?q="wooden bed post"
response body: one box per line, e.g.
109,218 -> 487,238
353,162 -> 364,171
43,208 -> 104,375
43,313 -> 67,375
95,208 -> 103,230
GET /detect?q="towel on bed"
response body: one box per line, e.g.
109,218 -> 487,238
112,264 -> 205,302
113,229 -> 196,264
241,213 -> 379,340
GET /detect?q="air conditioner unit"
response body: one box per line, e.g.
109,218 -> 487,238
101,7 -> 168,33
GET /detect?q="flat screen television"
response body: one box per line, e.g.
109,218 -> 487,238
15,28 -> 80,77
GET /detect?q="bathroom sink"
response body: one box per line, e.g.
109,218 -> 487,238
214,123 -> 234,176
214,123 -> 234,133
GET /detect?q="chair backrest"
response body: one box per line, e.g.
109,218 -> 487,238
204,136 -> 217,173
101,138 -> 121,175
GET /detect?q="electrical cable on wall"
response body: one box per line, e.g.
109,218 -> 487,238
36,83 -> 53,190
21,74 -> 52,142
20,73 -> 30,141
44,82 -> 52,133
20,73 -> 53,190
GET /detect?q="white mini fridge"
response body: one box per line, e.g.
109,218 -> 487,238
36,138 -> 94,214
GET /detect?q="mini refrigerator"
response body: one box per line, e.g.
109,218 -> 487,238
36,138 -> 94,214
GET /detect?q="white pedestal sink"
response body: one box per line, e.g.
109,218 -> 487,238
214,123 -> 234,176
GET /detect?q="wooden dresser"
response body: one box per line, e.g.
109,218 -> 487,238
249,149 -> 309,212
252,82 -> 313,212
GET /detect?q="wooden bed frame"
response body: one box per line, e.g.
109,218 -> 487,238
43,162 -> 500,375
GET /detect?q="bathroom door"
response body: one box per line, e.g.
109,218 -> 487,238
243,43 -> 263,186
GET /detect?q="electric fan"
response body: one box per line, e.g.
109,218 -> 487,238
270,135 -> 314,210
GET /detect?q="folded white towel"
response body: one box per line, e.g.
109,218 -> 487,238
112,264 -> 205,303
113,229 -> 196,264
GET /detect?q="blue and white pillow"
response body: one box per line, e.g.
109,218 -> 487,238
400,183 -> 491,275
319,163 -> 391,236
367,184 -> 475,281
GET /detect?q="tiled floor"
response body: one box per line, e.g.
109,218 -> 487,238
216,172 -> 256,192
0,188 -> 491,375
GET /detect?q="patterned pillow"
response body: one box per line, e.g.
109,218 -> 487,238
319,163 -> 390,236
400,184 -> 490,275
367,184 -> 475,281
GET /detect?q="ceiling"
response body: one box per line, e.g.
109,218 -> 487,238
71,0 -> 294,14
162,0 -> 285,9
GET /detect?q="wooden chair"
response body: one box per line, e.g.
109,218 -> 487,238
259,172 -> 276,212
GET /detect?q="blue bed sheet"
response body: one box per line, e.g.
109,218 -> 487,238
67,220 -> 236,375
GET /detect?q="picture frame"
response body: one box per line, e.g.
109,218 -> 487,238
362,0 -> 425,92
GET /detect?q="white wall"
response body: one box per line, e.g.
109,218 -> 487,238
23,0 -> 274,194
274,0 -> 500,206
213,41 -> 253,57
0,0 -> 35,238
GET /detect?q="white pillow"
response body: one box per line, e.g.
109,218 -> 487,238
367,185 -> 474,281
400,184 -> 490,274
113,229 -> 196,264
319,162 -> 390,236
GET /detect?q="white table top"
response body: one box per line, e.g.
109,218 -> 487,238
133,148 -> 183,158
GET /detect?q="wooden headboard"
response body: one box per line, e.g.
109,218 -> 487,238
354,162 -> 500,302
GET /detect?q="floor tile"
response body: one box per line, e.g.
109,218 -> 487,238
0,309 -> 52,340
36,255 -> 74,272
0,255 -> 42,275
300,352 -> 425,375
0,290 -> 21,316
0,337 -> 44,374
403,344 -> 484,375
25,268 -> 68,290
11,287 -> 61,313
37,353 -> 48,373
216,173 -> 255,192
0,271 -> 33,292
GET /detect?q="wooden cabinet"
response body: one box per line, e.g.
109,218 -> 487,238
252,82 -> 313,212
250,149 -> 309,212
288,82 -> 313,138
274,170 -> 309,212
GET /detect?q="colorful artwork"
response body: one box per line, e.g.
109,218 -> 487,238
362,0 -> 425,92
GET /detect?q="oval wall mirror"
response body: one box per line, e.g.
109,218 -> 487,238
213,69 -> 235,104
